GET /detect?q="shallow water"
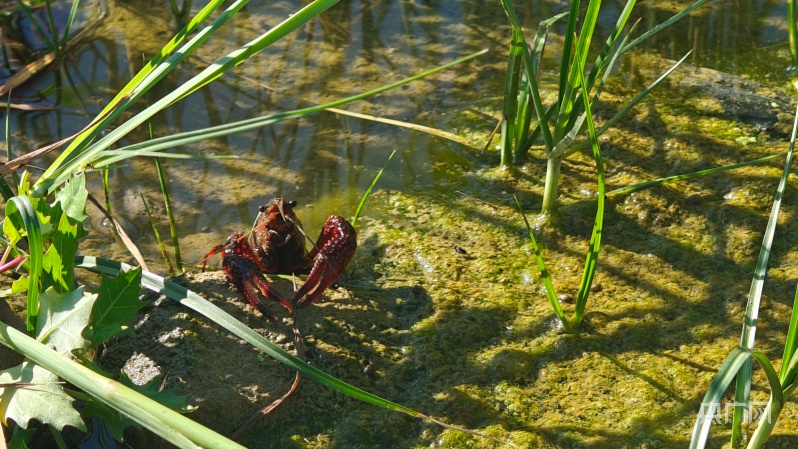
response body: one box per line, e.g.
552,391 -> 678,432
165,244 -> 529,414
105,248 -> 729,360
4,0 -> 798,447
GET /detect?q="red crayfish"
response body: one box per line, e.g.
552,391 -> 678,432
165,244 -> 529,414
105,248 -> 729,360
203,198 -> 357,321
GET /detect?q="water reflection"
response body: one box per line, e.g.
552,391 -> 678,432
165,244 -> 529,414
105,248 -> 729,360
1,0 -> 794,270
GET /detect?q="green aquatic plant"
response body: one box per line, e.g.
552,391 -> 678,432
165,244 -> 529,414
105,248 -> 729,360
689,105 -> 798,448
516,51 -> 604,333
790,0 -> 798,70
499,0 -> 706,215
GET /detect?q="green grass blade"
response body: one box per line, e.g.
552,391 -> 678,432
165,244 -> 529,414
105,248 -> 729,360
564,52 -> 691,158
690,347 -> 752,449
557,1 -> 580,116
746,353 -> 789,447
513,195 -> 572,333
689,348 -> 784,449
5,195 -> 43,332
351,149 -> 395,228
75,256 -> 426,418
555,0 -> 601,140
780,285 -> 798,385
154,158 -> 183,273
607,152 -> 782,197
14,1 -> 54,50
790,0 -> 798,68
569,50 -> 605,329
140,192 -> 175,275
584,0 -> 636,92
93,50 -> 487,161
742,103 -> 798,349
622,0 -> 709,53
43,0 -> 59,55
498,0 -> 524,165
559,0 -> 636,137
59,0 -> 82,51
730,102 -> 798,445
500,3 -> 563,154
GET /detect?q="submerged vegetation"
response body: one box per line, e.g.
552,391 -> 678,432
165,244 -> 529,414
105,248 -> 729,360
0,0 -> 798,448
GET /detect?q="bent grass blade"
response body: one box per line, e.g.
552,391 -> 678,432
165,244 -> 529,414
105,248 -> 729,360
91,50 -> 488,166
690,103 -> 798,448
4,195 -> 43,332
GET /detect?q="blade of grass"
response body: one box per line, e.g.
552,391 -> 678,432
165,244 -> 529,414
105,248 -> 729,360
498,5 -> 524,165
59,0 -> 82,52
554,0 -> 601,141
13,1 -> 54,50
621,0 -> 709,53
140,192 -> 175,275
513,195 -> 572,333
153,158 -> 183,273
35,0 -> 391,196
500,2 -> 563,153
748,351 -> 798,447
780,284 -> 798,386
90,50 -> 487,165
689,348 -> 784,449
146,91 -> 183,274
563,52 -> 691,157
5,194 -> 43,333
351,149 -> 395,228
731,102 -> 798,446
570,46 -> 605,329
607,152 -> 782,198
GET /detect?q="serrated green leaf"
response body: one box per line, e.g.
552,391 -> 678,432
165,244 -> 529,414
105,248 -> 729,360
54,173 -> 89,224
41,213 -> 79,292
120,373 -> 194,413
11,277 -> 28,295
85,267 -> 146,345
81,398 -> 138,441
83,372 -> 194,441
0,362 -> 85,431
36,287 -> 96,355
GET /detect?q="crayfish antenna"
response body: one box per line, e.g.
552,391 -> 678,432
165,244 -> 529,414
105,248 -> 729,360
201,245 -> 225,272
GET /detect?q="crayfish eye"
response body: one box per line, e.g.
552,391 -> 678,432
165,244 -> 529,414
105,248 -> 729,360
259,204 -> 268,213
287,200 -> 297,207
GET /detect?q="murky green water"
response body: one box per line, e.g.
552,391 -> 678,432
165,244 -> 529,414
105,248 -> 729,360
4,0 -> 798,447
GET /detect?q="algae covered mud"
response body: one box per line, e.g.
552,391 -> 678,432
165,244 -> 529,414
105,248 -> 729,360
4,0 -> 798,447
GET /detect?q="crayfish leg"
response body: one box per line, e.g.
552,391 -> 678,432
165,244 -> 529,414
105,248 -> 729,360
202,245 -> 225,271
223,252 -> 293,322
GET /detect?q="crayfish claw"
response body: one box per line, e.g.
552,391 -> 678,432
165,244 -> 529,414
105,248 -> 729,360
294,215 -> 357,308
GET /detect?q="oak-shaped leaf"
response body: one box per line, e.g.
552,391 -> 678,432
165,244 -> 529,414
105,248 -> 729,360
53,173 -> 89,224
0,362 -> 85,431
83,267 -> 146,346
36,287 -> 96,356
